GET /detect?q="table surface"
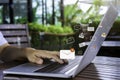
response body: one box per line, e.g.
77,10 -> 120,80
80,41 -> 120,47
0,56 -> 120,80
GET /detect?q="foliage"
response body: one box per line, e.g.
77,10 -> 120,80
0,8 -> 2,23
47,25 -> 64,34
64,0 -> 82,26
28,23 -> 74,34
93,0 -> 103,7
28,22 -> 47,32
16,17 -> 28,24
30,31 -> 40,49
32,0 -> 41,22
63,0 -> 103,25
63,26 -> 74,33
79,0 -> 103,24
28,22 -> 74,50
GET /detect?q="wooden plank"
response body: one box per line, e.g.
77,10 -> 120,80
81,70 -> 120,78
10,43 -> 30,47
82,65 -> 120,78
5,37 -> 28,43
76,57 -> 120,80
0,24 -> 30,47
106,36 -> 120,41
0,24 -> 26,29
1,31 -> 27,36
74,77 -> 97,80
78,66 -> 120,79
80,67 -> 120,78
87,64 -> 120,70
77,74 -> 119,80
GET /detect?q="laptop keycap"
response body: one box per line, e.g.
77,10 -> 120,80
35,62 -> 67,73
53,62 -> 78,73
35,59 -> 79,73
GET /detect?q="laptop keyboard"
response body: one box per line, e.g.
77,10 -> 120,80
35,59 -> 79,73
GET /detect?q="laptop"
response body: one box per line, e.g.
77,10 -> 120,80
3,4 -> 118,78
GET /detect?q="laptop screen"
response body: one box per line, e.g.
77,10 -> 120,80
74,4 -> 118,76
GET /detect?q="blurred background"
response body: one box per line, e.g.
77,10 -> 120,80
0,0 -> 120,57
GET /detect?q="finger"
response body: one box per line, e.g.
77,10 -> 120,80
45,51 -> 64,64
27,55 -> 36,63
50,55 -> 64,64
63,59 -> 68,63
51,52 -> 68,63
35,58 -> 43,64
49,51 -> 60,58
48,51 -> 60,56
35,50 -> 64,64
29,55 -> 43,64
52,52 -> 68,63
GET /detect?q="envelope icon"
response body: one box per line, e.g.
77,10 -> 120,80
60,50 -> 75,59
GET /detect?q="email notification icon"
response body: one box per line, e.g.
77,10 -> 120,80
60,49 -> 75,59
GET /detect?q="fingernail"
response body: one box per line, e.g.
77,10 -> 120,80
37,61 -> 43,64
64,60 -> 68,63
60,60 -> 64,64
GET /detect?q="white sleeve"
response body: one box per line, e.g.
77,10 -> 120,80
0,32 -> 8,46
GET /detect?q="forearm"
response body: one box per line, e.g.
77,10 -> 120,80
0,45 -> 65,64
0,46 -> 28,62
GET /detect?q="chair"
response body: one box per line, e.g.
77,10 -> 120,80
0,24 -> 31,48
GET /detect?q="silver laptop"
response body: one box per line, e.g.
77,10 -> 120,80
3,5 -> 118,78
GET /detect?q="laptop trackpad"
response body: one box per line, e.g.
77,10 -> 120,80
5,62 -> 51,73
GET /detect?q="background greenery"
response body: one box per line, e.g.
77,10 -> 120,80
14,0 -> 120,52
28,23 -> 74,50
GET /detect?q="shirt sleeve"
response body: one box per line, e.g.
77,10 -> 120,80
0,32 -> 8,46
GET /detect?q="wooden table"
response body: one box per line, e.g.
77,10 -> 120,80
0,56 -> 120,80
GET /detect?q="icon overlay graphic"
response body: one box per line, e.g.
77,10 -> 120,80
60,48 -> 75,59
101,33 -> 107,38
79,33 -> 84,38
87,27 -> 94,31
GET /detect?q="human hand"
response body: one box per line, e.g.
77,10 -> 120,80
25,48 -> 67,64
